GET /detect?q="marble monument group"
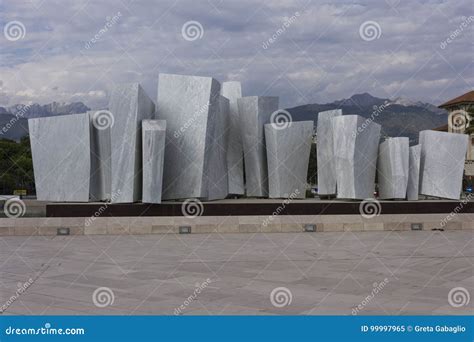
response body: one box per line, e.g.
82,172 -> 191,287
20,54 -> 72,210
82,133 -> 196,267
28,73 -> 469,203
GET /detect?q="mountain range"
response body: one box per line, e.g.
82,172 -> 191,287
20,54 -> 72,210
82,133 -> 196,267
286,93 -> 447,144
0,93 -> 448,143
0,102 -> 90,141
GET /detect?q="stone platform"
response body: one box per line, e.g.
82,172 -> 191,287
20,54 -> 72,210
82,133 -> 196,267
0,199 -> 472,236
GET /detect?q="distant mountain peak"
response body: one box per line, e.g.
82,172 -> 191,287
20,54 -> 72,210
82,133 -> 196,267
334,92 -> 388,108
286,92 -> 448,145
4,101 -> 90,118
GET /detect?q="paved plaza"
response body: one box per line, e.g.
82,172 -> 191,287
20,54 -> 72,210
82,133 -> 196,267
0,230 -> 472,315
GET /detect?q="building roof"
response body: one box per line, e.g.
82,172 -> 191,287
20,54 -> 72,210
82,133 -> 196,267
432,124 -> 449,132
439,90 -> 474,108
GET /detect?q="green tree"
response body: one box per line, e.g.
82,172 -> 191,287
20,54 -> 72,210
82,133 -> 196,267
0,136 -> 34,194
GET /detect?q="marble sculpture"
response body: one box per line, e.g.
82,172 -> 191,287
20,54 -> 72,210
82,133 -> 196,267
28,73 -> 468,205
88,110 -> 112,202
109,83 -> 155,203
419,130 -> 468,200
142,120 -> 166,203
29,114 -> 91,202
332,115 -> 381,199
377,137 -> 409,199
265,121 -> 313,198
238,96 -> 279,197
316,109 -> 342,196
221,81 -> 245,195
156,73 -> 228,200
406,144 -> 421,201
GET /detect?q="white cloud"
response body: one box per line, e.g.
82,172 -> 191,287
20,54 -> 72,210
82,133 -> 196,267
0,0 -> 472,109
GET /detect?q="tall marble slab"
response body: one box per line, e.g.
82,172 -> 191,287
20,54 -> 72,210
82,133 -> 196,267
419,130 -> 468,200
265,121 -> 313,198
88,111 -> 111,201
156,73 -> 227,200
406,144 -> 421,200
206,96 -> 230,200
316,109 -> 342,195
109,83 -> 155,203
29,114 -> 91,202
377,137 -> 409,199
332,115 -> 381,199
221,82 -> 245,195
142,120 -> 166,203
238,96 -> 279,197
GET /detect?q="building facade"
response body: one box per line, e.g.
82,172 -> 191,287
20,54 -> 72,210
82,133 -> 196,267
438,90 -> 474,178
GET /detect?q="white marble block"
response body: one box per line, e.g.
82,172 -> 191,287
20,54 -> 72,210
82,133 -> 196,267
238,96 -> 279,197
316,109 -> 342,195
221,81 -> 245,195
142,120 -> 166,203
156,73 -> 228,200
332,115 -> 381,199
29,114 -> 91,202
419,130 -> 468,200
406,144 -> 421,200
265,121 -> 313,198
206,95 -> 230,200
109,83 -> 155,203
88,111 -> 111,202
377,137 -> 409,199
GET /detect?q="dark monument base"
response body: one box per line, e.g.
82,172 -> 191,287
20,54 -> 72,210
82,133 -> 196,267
46,199 -> 474,217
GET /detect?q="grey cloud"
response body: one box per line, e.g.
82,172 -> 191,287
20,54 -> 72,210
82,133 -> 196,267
0,0 -> 471,109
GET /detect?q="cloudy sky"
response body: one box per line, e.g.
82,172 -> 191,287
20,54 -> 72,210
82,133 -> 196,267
0,0 -> 472,109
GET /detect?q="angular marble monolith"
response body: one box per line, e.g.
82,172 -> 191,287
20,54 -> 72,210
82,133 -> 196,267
88,111 -> 112,201
238,96 -> 279,197
377,137 -> 409,199
221,82 -> 245,195
316,109 -> 342,195
206,96 -> 230,200
332,115 -> 381,199
156,73 -> 228,200
406,144 -> 421,200
29,114 -> 91,202
109,83 -> 155,203
419,130 -> 468,200
142,120 -> 166,204
265,121 -> 313,198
